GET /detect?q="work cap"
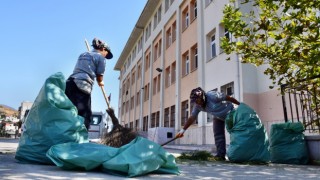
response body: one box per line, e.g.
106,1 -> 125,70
190,87 -> 205,103
92,38 -> 113,59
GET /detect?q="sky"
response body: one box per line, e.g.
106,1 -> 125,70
0,0 -> 147,114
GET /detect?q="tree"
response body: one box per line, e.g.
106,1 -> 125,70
221,0 -> 320,89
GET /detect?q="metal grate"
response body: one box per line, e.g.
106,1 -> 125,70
281,78 -> 320,134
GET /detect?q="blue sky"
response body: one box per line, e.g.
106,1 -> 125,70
0,0 -> 147,114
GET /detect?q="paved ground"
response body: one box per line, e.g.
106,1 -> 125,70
1,138 -> 320,180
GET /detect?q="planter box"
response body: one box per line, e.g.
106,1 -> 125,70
305,135 -> 320,164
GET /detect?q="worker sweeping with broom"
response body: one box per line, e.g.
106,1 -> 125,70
65,38 -> 113,130
176,87 -> 240,161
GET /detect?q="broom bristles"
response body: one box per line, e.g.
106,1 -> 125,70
100,125 -> 138,148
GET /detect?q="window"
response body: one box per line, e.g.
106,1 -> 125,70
136,91 -> 140,105
181,100 -> 189,126
165,66 -> 171,87
158,39 -> 162,58
132,46 -> 136,60
185,12 -> 189,28
127,56 -> 131,69
170,105 -> 175,128
166,27 -> 172,48
182,52 -> 190,76
182,7 -> 189,30
221,82 -> 234,96
144,83 -> 150,101
130,96 -> 134,110
122,81 -> 126,97
154,43 -> 158,61
224,28 -> 230,40
151,113 -> 156,128
172,21 -> 176,42
165,0 -> 170,12
130,121 -> 133,128
211,34 -> 217,58
191,0 -> 197,20
153,13 -> 158,29
143,116 -> 148,131
153,77 -> 157,95
135,119 -> 139,131
171,62 -> 176,83
191,45 -> 198,71
220,25 -> 230,53
126,101 -> 130,113
194,1 -> 197,18
157,74 -> 161,93
157,7 -> 162,24
138,37 -> 142,52
145,22 -> 151,42
165,0 -> 174,12
185,55 -> 190,75
153,6 -> 162,29
131,71 -> 135,85
137,62 -> 141,79
91,114 -> 102,125
145,52 -> 150,71
122,102 -> 125,115
153,39 -> 162,61
156,111 -> 160,127
164,108 -> 170,127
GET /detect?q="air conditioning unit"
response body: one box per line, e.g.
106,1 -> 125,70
148,127 -> 175,145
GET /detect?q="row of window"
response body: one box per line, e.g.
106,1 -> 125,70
121,0 -> 199,78
121,24 -> 230,109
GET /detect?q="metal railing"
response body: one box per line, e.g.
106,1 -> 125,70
281,77 -> 320,134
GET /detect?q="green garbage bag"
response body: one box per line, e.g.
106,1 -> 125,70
15,72 -> 88,164
46,136 -> 180,177
46,142 -> 119,170
226,103 -> 270,163
102,136 -> 179,177
270,122 -> 309,164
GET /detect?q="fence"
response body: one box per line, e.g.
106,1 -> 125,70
281,77 -> 320,134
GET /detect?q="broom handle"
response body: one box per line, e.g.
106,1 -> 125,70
161,136 -> 179,146
101,86 -> 111,109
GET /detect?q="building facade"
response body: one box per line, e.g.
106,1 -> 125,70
19,101 -> 33,121
114,0 -> 284,145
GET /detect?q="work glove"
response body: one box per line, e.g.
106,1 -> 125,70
98,81 -> 104,87
175,129 -> 186,138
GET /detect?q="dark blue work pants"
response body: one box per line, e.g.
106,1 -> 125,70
65,78 -> 92,130
213,117 -> 226,157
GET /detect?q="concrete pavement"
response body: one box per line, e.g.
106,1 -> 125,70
1,138 -> 320,180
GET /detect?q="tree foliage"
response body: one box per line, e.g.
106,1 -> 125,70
221,0 -> 320,89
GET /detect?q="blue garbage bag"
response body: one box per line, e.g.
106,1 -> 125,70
225,103 -> 270,163
15,72 -> 88,164
46,136 -> 180,177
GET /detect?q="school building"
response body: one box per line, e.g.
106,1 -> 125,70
114,0 -> 285,145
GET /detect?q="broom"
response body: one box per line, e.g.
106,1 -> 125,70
100,107 -> 138,148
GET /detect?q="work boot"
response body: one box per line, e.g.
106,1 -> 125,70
213,155 -> 226,161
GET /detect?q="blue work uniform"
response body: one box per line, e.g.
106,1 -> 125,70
191,90 -> 234,157
70,50 -> 106,94
65,50 -> 106,130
